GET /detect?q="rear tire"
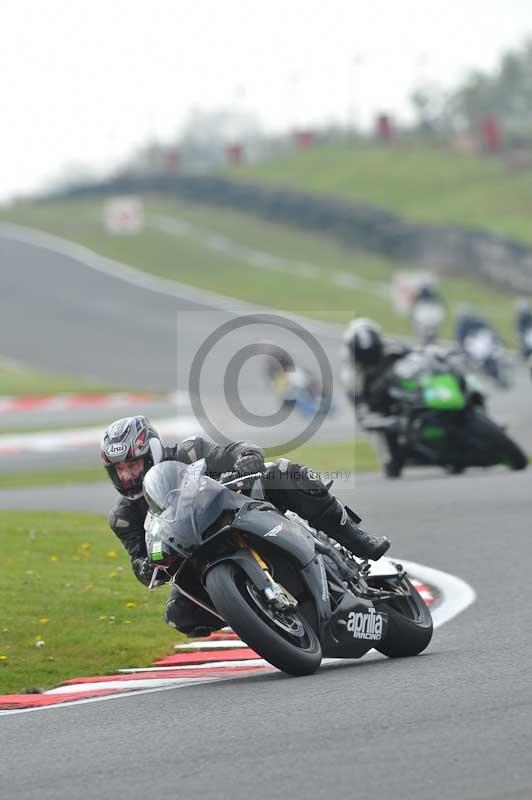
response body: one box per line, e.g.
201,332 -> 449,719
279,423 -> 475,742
205,561 -> 322,676
466,411 -> 527,471
374,578 -> 433,658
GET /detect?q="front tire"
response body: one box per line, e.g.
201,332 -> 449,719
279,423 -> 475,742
205,561 -> 322,676
374,578 -> 433,658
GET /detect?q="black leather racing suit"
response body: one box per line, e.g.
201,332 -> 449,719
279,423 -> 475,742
342,341 -> 410,467
109,435 -> 371,634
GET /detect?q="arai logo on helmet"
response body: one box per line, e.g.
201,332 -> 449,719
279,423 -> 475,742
347,608 -> 384,640
106,442 -> 128,457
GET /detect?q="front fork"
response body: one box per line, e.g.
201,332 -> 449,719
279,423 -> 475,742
235,534 -> 298,612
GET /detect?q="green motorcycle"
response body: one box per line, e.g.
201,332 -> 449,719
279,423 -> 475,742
374,351 -> 527,478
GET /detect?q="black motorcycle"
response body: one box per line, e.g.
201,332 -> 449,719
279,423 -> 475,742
143,460 -> 433,676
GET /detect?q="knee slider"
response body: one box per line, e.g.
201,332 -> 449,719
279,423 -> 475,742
285,462 -> 329,498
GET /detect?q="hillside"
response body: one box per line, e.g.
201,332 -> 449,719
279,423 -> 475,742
231,144 -> 532,245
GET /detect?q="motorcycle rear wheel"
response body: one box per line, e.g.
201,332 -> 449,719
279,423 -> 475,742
374,578 -> 433,658
205,561 -> 322,676
466,411 -> 527,470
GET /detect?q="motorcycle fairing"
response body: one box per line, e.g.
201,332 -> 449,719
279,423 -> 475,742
233,504 -> 317,568
321,593 -> 389,659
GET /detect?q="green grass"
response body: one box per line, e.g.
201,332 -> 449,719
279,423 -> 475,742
0,511 -> 183,694
0,465 -> 106,489
0,359 -> 120,396
267,438 -> 378,473
232,143 -> 532,244
0,439 -> 379,491
0,197 -> 521,342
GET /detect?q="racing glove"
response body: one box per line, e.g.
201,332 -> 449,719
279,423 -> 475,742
132,557 -> 170,587
233,451 -> 265,477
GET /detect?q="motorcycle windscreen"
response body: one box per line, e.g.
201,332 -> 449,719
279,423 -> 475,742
421,374 -> 466,410
143,460 -> 242,559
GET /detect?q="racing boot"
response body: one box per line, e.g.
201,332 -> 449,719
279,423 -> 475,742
310,498 -> 390,561
383,431 -> 404,480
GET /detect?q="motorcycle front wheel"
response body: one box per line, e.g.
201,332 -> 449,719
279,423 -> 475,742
205,561 -> 322,676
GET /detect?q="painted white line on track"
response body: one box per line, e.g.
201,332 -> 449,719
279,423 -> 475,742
118,658 -> 269,673
0,222 -> 343,340
151,214 -> 389,300
171,639 -> 246,651
0,560 -> 475,716
47,677 -> 225,694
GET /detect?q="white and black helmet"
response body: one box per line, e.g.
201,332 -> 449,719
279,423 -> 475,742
100,416 -> 163,498
344,318 -> 384,367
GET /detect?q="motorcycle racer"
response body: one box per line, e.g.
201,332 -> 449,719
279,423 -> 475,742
341,318 -> 410,477
101,416 -> 390,636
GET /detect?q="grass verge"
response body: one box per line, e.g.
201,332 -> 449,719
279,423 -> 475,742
267,438 -> 378,473
0,439 -> 379,490
0,511 -> 182,694
0,358 -> 126,396
0,466 -> 106,489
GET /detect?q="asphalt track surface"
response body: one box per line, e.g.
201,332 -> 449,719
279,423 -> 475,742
1,227 -> 532,798
0,227 -> 365,470
0,229 -> 345,393
1,469 -> 531,799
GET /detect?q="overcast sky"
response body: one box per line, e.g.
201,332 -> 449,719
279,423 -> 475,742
1,0 -> 532,200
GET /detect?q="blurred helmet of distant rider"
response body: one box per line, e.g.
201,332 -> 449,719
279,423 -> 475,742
344,318 -> 384,368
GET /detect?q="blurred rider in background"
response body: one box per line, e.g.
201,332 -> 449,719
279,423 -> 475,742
341,319 -> 410,478
410,282 -> 445,345
101,416 -> 390,637
455,305 -> 510,388
514,298 -> 532,366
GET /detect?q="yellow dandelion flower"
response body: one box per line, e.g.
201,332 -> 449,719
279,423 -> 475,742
98,615 -> 108,621
80,543 -> 90,549
109,571 -> 119,578
123,620 -> 132,625
49,555 -> 58,562
125,601 -> 136,608
107,550 -> 118,558
39,618 -> 49,624
0,655 -> 7,661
